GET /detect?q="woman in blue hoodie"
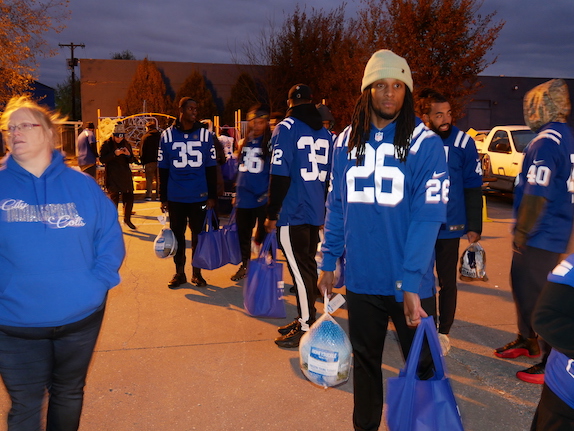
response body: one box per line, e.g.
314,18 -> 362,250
0,96 -> 125,431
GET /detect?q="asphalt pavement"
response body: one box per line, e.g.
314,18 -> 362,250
0,193 -> 552,430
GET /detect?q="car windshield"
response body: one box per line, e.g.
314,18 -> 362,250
512,130 -> 536,153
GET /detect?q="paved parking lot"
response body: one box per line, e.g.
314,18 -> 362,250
0,193 -> 555,430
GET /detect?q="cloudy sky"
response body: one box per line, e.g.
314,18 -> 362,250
37,0 -> 574,89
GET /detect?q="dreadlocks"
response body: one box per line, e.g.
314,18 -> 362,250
347,86 -> 416,164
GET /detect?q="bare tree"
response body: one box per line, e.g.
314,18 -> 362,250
239,4 -> 370,130
110,50 -> 136,60
0,0 -> 70,107
358,0 -> 505,119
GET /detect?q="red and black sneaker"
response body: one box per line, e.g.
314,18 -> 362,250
516,362 -> 545,384
494,335 -> 540,359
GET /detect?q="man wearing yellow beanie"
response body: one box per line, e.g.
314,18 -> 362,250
319,49 -> 449,431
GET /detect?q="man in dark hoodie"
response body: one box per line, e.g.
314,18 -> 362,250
265,84 -> 333,348
158,97 -> 218,288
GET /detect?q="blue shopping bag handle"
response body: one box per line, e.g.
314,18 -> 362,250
258,231 -> 278,262
402,316 -> 445,380
201,208 -> 220,233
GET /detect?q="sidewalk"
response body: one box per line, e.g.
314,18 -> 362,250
0,195 -> 543,430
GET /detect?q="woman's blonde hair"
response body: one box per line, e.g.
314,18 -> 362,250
0,95 -> 65,151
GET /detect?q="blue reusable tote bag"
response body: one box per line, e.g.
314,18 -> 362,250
192,208 -> 230,270
243,231 -> 286,318
385,317 -> 464,431
221,156 -> 238,183
223,207 -> 242,265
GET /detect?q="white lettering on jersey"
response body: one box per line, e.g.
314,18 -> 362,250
172,141 -> 203,168
239,147 -> 264,173
426,178 -> 450,204
475,158 -> 483,176
347,142 -> 449,206
347,143 -> 404,206
526,164 -> 551,187
297,136 -> 330,182
272,148 -> 283,165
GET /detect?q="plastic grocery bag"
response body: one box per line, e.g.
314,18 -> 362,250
192,208 -> 230,270
243,231 -> 286,318
299,295 -> 352,388
153,213 -> 177,259
459,242 -> 488,281
385,317 -> 465,431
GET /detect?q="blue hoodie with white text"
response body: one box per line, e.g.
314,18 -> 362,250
0,150 -> 125,327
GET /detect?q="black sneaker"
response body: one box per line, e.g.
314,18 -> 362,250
231,265 -> 247,281
494,335 -> 540,359
275,324 -> 305,348
191,274 -> 207,287
168,273 -> 187,289
277,319 -> 299,335
516,362 -> 545,384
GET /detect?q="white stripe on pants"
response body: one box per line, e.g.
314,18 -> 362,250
278,225 -> 319,331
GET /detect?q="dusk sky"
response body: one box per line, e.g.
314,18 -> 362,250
37,0 -> 574,89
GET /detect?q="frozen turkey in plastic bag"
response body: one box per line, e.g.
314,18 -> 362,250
459,241 -> 488,281
154,214 -> 177,259
299,295 -> 352,388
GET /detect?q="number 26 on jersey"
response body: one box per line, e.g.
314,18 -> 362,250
346,143 -> 449,206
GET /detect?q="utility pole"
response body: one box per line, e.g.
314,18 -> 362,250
59,43 -> 85,120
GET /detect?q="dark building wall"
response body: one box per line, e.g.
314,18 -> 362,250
457,76 -> 574,131
80,59 -> 574,132
79,59 -> 269,123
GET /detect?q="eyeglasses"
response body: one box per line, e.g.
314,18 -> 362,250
3,123 -> 41,134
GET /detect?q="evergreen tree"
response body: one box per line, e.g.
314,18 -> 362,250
223,73 -> 260,125
121,58 -> 171,115
175,69 -> 219,121
55,75 -> 80,119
